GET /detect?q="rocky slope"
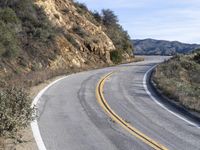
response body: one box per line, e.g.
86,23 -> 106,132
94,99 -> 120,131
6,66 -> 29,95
133,39 -> 200,55
35,0 -> 115,67
0,0 -> 134,87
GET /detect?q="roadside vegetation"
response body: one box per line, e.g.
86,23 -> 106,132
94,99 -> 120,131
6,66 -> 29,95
153,49 -> 200,112
0,86 -> 35,137
0,0 -> 51,143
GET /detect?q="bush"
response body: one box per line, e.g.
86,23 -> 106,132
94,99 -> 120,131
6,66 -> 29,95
72,25 -> 87,38
0,21 -> 20,58
74,2 -> 88,14
193,52 -> 200,64
0,8 -> 19,24
0,86 -> 36,136
110,50 -> 122,64
64,33 -> 80,49
0,8 -> 21,58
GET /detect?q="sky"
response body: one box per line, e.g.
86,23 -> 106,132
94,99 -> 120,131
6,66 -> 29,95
76,0 -> 200,44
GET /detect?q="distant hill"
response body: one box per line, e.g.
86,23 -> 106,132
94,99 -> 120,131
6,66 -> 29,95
132,39 -> 200,55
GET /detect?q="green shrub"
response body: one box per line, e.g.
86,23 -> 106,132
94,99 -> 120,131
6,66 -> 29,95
0,21 -> 20,58
33,27 -> 54,42
110,50 -> 122,64
0,8 -> 19,24
0,86 -> 36,136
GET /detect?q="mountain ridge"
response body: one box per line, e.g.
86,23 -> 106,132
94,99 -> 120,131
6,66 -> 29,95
132,38 -> 200,55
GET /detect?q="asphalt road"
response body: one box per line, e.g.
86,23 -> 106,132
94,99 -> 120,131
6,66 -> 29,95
36,56 -> 200,150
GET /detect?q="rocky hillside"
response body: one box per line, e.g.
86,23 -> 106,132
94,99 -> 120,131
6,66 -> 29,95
133,39 -> 200,55
0,0 -> 133,87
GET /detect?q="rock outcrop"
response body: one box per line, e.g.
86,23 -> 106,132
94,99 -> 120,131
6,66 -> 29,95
36,0 -> 115,69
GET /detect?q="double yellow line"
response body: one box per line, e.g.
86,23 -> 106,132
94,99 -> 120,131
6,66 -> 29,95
96,72 -> 168,150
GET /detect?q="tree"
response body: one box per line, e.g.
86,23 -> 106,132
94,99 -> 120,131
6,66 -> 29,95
102,9 -> 118,26
92,11 -> 102,24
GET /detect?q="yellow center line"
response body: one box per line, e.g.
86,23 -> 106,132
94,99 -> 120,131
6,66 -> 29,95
96,72 -> 168,150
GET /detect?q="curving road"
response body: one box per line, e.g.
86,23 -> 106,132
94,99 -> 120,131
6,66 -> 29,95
34,56 -> 200,150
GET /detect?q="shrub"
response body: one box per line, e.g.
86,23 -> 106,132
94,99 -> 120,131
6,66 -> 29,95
0,86 -> 36,136
33,27 -> 54,42
74,2 -> 88,12
65,33 -> 80,49
0,21 -> 20,58
0,8 -> 19,24
72,25 -> 87,38
74,2 -> 88,15
193,52 -> 200,64
110,50 -> 122,64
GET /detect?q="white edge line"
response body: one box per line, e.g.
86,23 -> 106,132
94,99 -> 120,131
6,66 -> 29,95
31,76 -> 68,150
143,65 -> 200,128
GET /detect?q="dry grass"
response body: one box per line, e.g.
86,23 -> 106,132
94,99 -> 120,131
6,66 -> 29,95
153,53 -> 200,112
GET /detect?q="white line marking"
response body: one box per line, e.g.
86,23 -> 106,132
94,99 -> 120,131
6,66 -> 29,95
31,76 -> 68,150
143,65 -> 200,128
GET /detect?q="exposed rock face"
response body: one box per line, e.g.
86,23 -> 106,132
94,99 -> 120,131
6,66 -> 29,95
35,0 -> 115,69
132,39 -> 200,55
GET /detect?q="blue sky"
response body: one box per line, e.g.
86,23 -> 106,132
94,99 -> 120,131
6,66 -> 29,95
76,0 -> 200,44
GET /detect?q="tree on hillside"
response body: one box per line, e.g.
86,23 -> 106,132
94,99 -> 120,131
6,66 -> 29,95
102,9 -> 118,26
101,9 -> 133,57
92,11 -> 102,24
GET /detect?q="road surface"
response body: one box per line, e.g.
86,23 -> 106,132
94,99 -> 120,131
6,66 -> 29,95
34,56 -> 200,150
